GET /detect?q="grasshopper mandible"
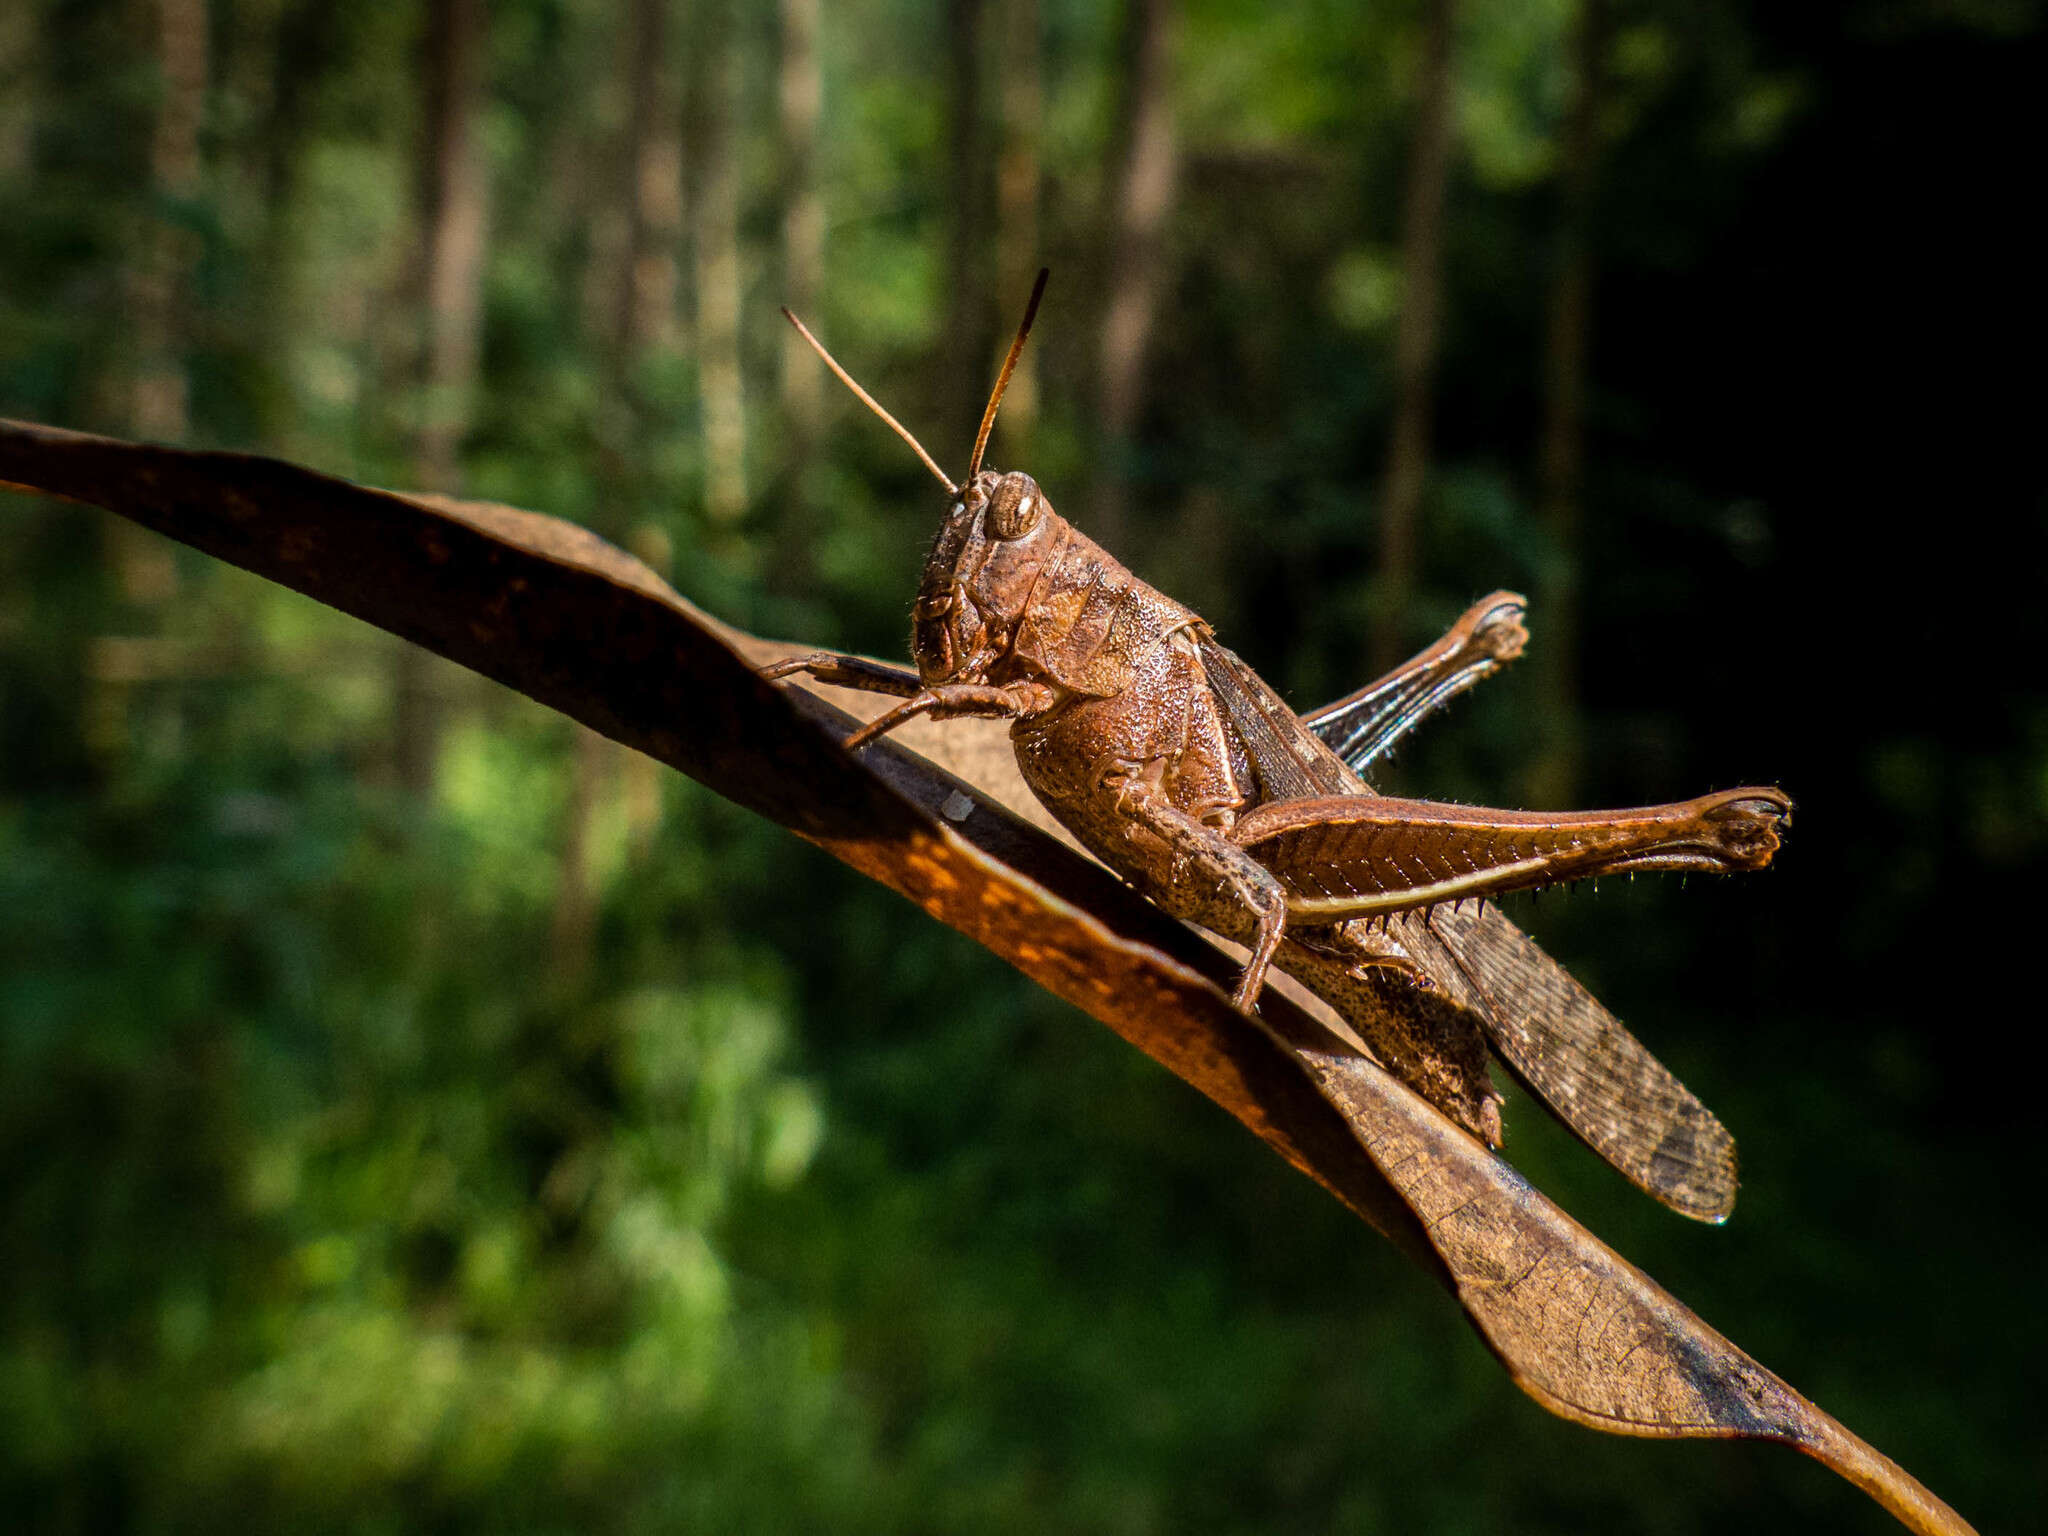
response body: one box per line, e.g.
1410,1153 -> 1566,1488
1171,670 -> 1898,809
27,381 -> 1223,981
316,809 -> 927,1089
765,272 -> 1790,1222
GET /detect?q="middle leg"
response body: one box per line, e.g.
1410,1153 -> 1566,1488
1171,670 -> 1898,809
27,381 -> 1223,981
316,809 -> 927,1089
1304,591 -> 1528,771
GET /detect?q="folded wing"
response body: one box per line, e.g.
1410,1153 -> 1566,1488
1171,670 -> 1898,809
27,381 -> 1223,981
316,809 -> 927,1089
1418,902 -> 1738,1222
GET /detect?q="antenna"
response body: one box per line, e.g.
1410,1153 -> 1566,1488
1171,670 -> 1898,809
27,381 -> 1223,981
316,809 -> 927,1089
779,307 -> 957,496
965,267 -> 1050,483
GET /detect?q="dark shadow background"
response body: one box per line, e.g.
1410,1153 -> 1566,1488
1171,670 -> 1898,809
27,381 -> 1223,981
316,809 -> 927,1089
1,0 -> 2040,1530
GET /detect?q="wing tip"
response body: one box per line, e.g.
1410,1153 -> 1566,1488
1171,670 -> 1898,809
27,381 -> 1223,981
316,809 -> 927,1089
1643,1113 -> 1740,1223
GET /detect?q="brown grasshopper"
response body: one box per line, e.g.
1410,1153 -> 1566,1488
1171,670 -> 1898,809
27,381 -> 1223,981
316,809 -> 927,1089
765,272 -> 1790,1222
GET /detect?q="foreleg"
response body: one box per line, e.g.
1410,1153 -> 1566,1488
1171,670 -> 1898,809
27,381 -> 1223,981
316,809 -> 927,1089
759,651 -> 1043,751
840,680 -> 1047,751
759,651 -> 925,697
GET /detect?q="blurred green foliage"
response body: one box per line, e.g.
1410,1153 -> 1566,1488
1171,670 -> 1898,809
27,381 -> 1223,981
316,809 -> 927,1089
1,0 -> 2042,1531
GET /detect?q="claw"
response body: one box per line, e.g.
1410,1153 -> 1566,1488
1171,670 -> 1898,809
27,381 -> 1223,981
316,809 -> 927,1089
1696,788 -> 1793,869
1465,591 -> 1530,664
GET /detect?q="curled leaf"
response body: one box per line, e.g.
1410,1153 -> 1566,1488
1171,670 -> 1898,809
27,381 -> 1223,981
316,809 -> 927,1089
0,419 -> 1973,1535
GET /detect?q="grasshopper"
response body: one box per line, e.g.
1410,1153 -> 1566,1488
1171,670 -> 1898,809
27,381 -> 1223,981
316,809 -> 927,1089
765,272 -> 1790,1222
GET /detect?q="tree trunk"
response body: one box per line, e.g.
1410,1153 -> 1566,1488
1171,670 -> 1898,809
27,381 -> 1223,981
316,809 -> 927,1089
621,0 -> 683,368
1523,0 -> 1604,809
592,0 -> 684,507
129,0 -> 206,448
778,0 -> 825,454
396,0 -> 490,797
0,1 -> 38,180
939,0 -> 993,454
693,0 -> 748,527
550,722 -> 612,982
1371,0 -> 1457,678
773,0 -> 826,584
993,0 -> 1042,466
89,0 -> 207,759
619,0 -> 684,862
254,0 -> 344,470
106,0 -> 208,614
413,0 -> 489,497
561,0 -> 686,972
555,0 -> 682,979
1093,0 -> 1177,553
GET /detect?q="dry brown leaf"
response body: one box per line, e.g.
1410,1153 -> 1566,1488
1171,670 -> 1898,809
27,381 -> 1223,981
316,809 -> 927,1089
0,419 -> 1973,1536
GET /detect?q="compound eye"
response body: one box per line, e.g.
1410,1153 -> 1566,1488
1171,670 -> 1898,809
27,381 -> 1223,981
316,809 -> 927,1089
987,475 -> 1043,540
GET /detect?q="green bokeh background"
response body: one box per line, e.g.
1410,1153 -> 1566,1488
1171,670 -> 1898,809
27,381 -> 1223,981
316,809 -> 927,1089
2,1 -> 2040,1531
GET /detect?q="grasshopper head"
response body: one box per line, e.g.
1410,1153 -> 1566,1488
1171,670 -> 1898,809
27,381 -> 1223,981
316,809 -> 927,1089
911,468 -> 1062,683
780,269 -> 1055,687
